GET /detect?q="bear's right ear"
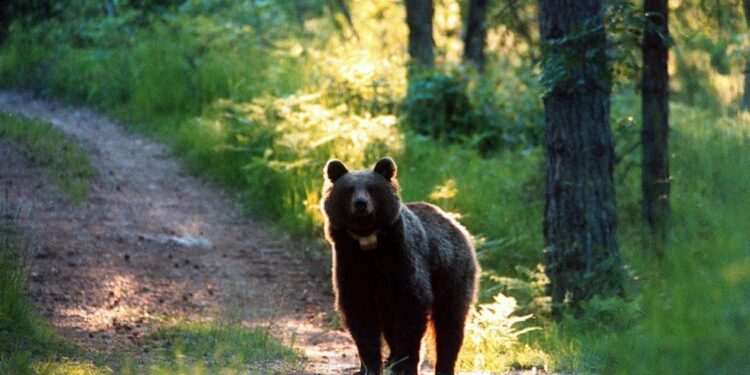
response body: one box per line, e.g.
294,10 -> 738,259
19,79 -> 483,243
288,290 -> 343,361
325,159 -> 349,183
374,157 -> 397,181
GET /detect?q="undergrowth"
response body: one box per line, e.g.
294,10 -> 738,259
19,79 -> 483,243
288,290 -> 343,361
130,321 -> 301,374
0,195 -> 99,374
0,112 -> 97,204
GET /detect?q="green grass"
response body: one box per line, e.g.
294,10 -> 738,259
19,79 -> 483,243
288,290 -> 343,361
0,112 -> 97,204
0,199 -> 104,374
131,322 -> 302,374
531,105 -> 750,374
594,106 -> 750,375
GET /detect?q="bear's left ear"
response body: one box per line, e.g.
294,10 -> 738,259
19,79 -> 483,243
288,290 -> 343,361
325,159 -> 349,183
374,157 -> 397,181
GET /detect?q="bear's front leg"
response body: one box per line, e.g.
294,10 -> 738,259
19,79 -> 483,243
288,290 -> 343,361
342,305 -> 383,375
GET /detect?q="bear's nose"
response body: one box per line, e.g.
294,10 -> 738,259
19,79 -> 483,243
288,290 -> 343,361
353,198 -> 368,212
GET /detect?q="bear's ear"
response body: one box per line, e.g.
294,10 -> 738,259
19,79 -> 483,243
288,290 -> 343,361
374,157 -> 397,181
325,159 -> 349,183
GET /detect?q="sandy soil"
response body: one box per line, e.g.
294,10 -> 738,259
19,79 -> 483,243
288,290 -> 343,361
0,91 -> 359,374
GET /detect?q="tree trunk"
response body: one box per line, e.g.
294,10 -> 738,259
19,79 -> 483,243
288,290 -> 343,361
539,0 -> 624,319
405,0 -> 435,69
641,0 -> 670,247
463,0 -> 488,71
742,0 -> 750,109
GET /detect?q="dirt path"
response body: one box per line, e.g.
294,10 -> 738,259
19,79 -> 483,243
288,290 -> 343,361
0,91 -> 358,374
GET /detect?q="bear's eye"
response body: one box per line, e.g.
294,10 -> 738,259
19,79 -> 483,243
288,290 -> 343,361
366,186 -> 374,194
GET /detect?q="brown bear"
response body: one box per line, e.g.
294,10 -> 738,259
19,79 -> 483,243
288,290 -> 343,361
321,157 -> 479,375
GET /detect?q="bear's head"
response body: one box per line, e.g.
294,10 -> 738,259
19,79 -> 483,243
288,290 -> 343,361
321,157 -> 401,248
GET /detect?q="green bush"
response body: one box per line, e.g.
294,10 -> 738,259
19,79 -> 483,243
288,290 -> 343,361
0,25 -> 54,90
402,70 -> 477,144
402,67 -> 543,156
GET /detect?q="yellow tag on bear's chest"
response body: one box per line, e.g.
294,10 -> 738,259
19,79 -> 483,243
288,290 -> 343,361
358,233 -> 378,250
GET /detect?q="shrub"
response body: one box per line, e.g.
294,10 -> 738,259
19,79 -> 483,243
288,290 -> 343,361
402,70 -> 476,144
401,67 -> 543,156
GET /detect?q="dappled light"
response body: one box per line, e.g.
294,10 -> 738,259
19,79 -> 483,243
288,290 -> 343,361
434,0 -> 464,64
429,178 -> 458,201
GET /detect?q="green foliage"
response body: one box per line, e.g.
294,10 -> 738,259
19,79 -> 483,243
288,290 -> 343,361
459,293 -> 547,372
0,25 -> 53,90
0,197 -> 95,374
177,92 -> 402,236
535,106 -> 750,374
469,61 -> 544,153
403,68 -> 543,155
0,218 -> 62,363
596,107 -> 750,375
484,265 -> 550,318
0,112 -> 97,204
606,0 -> 647,87
137,322 -> 301,373
403,70 -> 476,143
0,5 -> 306,120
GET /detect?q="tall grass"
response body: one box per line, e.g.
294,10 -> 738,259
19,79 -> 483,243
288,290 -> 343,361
134,321 -> 301,374
0,189 -> 95,374
534,106 -> 750,374
594,107 -> 750,374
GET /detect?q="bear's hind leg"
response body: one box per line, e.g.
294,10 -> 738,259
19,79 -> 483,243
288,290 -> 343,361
384,311 -> 427,374
432,300 -> 470,375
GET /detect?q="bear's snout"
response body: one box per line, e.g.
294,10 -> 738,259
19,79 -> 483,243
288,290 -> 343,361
351,190 -> 373,217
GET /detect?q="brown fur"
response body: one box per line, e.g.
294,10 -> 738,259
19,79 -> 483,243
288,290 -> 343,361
321,157 -> 479,375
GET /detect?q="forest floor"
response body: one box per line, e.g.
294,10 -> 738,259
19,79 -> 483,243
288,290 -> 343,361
0,91 -> 359,374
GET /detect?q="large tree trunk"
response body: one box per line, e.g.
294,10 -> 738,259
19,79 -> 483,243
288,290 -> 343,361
405,0 -> 435,69
463,0 -> 488,71
742,0 -> 750,110
641,0 -> 670,247
539,0 -> 624,319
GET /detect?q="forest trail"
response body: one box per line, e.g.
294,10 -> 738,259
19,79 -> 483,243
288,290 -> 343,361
0,91 -> 359,374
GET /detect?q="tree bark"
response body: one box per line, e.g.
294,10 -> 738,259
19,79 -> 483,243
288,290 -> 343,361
405,0 -> 435,69
463,0 -> 488,71
742,0 -> 750,110
641,0 -> 670,246
539,0 -> 624,319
